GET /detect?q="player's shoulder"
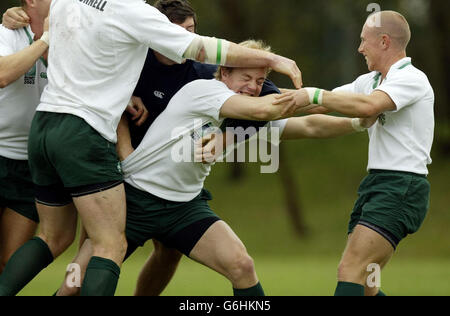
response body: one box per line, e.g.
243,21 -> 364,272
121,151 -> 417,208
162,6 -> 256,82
0,25 -> 20,40
393,63 -> 430,84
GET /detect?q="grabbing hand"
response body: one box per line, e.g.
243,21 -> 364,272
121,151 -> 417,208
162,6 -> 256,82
194,133 -> 226,164
2,7 -> 30,30
360,115 -> 379,129
272,89 -> 311,117
126,96 -> 149,127
270,55 -> 303,89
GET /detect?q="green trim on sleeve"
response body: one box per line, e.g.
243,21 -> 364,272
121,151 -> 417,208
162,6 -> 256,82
216,39 -> 222,65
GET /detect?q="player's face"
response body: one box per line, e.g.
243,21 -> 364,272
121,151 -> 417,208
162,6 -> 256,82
221,68 -> 266,97
358,24 -> 381,72
178,17 -> 196,33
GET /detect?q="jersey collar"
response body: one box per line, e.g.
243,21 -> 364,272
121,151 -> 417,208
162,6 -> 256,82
372,57 -> 412,89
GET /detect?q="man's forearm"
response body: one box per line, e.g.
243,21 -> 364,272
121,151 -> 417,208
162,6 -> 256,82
282,115 -> 362,140
224,42 -> 275,68
321,91 -> 376,118
0,40 -> 48,88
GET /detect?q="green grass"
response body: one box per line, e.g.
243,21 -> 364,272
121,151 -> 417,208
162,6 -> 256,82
18,250 -> 450,296
16,134 -> 450,296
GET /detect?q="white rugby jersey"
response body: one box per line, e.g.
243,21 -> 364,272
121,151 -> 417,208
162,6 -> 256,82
334,58 -> 435,175
122,79 -> 287,202
38,0 -> 196,143
0,25 -> 47,160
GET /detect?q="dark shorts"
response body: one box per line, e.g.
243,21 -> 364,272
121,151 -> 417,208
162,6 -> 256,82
28,112 -> 123,205
348,170 -> 430,249
125,183 -> 220,257
0,156 -> 39,223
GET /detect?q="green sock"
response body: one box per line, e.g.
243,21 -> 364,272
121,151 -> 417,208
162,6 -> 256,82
334,282 -> 365,296
0,237 -> 54,296
233,282 -> 265,296
80,257 -> 120,296
376,290 -> 387,296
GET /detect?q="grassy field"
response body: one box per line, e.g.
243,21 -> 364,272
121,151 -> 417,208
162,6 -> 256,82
18,252 -> 450,296
17,134 -> 450,296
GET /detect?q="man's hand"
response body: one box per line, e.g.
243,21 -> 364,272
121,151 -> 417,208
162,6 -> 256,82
272,89 -> 311,117
360,115 -> 379,129
2,7 -> 30,30
126,96 -> 149,127
270,55 -> 303,89
194,133 -> 227,164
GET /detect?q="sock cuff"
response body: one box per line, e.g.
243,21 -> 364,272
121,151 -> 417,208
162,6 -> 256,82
31,237 -> 54,263
335,281 -> 365,296
233,282 -> 265,296
87,257 -> 121,278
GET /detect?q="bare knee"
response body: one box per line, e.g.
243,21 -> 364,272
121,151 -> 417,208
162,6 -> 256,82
92,234 -> 128,262
337,247 -> 370,278
38,232 -> 76,258
226,253 -> 256,283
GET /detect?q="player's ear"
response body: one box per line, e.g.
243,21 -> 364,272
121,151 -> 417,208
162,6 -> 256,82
381,34 -> 391,50
221,67 -> 232,80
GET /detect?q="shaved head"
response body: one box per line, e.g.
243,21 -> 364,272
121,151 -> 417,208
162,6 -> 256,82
366,11 -> 411,50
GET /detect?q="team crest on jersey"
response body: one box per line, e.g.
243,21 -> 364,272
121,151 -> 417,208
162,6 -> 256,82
378,113 -> 386,126
154,91 -> 165,99
24,67 -> 36,85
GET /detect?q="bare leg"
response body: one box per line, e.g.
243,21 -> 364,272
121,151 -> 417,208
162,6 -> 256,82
36,203 -> 78,258
72,184 -> 127,296
72,184 -> 127,267
337,225 -> 394,295
0,208 -> 38,273
56,225 -> 92,296
134,239 -> 182,296
189,221 -> 259,290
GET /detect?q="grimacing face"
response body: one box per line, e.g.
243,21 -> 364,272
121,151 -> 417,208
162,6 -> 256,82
221,68 -> 266,97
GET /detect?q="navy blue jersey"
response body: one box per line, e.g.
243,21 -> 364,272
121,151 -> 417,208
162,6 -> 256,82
131,50 -> 279,148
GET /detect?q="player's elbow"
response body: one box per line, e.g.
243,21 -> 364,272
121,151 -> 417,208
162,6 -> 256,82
0,78 -> 9,89
358,98 -> 380,118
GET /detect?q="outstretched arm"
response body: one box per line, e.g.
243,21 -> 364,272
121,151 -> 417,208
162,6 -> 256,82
220,90 -> 310,122
280,115 -> 376,140
183,36 -> 302,89
274,88 -> 396,118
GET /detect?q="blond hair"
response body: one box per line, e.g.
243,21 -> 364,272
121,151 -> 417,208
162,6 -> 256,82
214,39 -> 273,80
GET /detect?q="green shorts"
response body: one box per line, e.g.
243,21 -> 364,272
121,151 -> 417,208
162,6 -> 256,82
0,156 -> 39,223
125,183 -> 220,256
349,170 -> 430,249
28,112 -> 123,201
